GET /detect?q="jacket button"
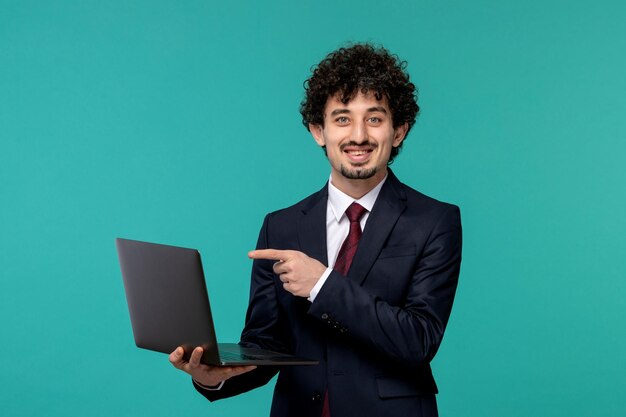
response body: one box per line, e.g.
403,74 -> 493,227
321,313 -> 329,320
312,393 -> 322,403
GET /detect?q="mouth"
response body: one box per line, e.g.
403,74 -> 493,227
342,144 -> 376,164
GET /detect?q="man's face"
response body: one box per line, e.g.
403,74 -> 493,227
309,91 -> 408,190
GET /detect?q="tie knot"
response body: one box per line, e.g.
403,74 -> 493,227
345,202 -> 367,223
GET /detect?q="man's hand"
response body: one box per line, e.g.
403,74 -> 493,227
169,346 -> 256,388
248,249 -> 327,298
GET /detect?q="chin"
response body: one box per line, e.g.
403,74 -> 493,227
340,165 -> 377,180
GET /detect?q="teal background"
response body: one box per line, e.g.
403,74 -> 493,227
1,0 -> 625,416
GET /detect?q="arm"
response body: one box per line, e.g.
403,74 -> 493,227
194,214 -> 284,401
308,205 -> 462,367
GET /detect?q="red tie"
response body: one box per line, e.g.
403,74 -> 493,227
333,202 -> 368,276
321,202 -> 367,417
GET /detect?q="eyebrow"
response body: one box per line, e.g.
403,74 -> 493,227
329,106 -> 388,116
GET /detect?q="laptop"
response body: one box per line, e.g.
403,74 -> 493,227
116,237 -> 318,366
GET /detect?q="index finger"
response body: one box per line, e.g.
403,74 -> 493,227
248,249 -> 292,261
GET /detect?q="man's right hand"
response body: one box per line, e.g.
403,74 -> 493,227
169,346 -> 257,388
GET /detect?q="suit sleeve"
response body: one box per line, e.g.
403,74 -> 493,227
308,204 -> 462,367
194,214 -> 282,401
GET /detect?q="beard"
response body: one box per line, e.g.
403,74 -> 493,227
337,140 -> 379,180
339,164 -> 378,180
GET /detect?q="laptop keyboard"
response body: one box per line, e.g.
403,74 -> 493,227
218,351 -> 260,362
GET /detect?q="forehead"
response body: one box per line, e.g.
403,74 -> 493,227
324,91 -> 390,114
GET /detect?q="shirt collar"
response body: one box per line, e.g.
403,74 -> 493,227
327,174 -> 387,222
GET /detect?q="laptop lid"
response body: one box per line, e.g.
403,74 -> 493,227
116,238 -> 317,366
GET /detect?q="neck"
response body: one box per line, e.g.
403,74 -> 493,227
330,168 -> 387,199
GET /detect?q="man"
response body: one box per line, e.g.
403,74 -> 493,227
170,43 -> 462,417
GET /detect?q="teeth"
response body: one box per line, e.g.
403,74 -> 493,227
347,150 -> 368,155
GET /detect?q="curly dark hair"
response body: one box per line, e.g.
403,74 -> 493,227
300,43 -> 419,164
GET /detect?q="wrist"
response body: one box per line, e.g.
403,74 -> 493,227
193,378 -> 224,390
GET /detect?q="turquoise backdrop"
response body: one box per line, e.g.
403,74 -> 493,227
1,1 -> 625,416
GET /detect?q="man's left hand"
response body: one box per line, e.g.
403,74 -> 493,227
248,249 -> 327,298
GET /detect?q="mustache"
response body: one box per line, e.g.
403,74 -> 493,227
340,141 -> 378,151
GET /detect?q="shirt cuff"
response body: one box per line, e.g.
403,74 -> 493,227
193,378 -> 225,391
308,267 -> 332,302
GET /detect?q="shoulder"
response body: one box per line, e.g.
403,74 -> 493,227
265,185 -> 327,220
404,182 -> 458,214
254,185 -> 327,248
388,172 -> 461,231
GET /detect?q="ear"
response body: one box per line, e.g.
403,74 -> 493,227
392,123 -> 409,147
309,123 -> 326,147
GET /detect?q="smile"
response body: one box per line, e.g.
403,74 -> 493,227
346,150 -> 371,156
343,147 -> 374,164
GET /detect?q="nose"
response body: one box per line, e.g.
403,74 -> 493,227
351,120 -> 368,143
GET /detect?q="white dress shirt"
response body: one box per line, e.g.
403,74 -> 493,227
308,174 -> 387,302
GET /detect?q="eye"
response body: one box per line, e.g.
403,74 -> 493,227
368,117 -> 382,124
335,116 -> 350,125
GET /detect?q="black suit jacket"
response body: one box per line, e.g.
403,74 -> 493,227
196,171 -> 462,417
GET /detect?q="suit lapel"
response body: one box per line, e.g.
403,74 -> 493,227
297,185 -> 329,266
348,171 -> 407,285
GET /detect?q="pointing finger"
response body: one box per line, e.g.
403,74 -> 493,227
248,249 -> 293,261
